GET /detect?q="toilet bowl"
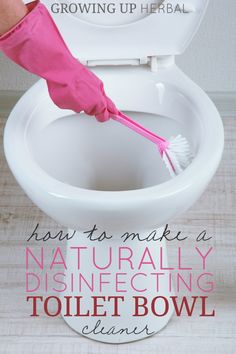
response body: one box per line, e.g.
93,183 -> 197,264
4,0 -> 224,344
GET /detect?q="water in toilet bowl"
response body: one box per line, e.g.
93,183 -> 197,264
30,111 -> 194,192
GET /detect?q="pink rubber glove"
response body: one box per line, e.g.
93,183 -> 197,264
0,1 -> 118,122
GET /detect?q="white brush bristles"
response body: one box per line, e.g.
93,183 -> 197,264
163,135 -> 192,177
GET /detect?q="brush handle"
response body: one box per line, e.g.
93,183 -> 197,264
111,111 -> 169,152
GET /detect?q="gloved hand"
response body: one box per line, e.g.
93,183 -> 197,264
0,1 -> 118,122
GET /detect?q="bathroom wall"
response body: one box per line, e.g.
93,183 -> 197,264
0,0 -> 235,92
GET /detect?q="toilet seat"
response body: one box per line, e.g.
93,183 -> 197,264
4,63 -> 224,231
41,0 -> 209,63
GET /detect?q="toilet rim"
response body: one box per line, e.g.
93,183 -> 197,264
4,78 -> 224,206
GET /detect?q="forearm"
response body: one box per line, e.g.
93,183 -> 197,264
0,0 -> 28,35
0,1 -> 117,121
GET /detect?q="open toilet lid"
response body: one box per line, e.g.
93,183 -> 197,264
41,0 -> 209,62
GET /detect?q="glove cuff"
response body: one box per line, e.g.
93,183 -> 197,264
0,1 -> 41,46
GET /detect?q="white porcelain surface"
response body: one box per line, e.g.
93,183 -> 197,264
4,64 -> 224,342
4,64 -> 224,233
41,0 -> 209,60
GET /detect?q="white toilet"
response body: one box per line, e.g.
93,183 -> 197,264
4,0 -> 224,344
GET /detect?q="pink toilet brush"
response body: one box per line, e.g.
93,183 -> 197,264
111,111 -> 192,177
